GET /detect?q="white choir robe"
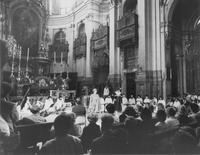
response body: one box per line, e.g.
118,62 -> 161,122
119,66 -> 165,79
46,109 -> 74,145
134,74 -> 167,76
122,97 -> 128,111
42,98 -> 54,112
100,97 -> 105,112
54,98 -> 65,111
129,98 -> 136,105
105,97 -> 113,104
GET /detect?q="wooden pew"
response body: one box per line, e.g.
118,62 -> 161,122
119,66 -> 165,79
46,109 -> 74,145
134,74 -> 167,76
15,122 -> 53,154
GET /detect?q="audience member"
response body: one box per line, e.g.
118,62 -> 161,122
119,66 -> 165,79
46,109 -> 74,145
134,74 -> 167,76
177,105 -> 190,126
81,113 -> 101,153
91,114 -> 114,154
39,113 -> 83,155
155,110 -> 168,131
172,126 -> 198,154
125,117 -> 142,154
106,103 -> 119,123
165,107 -> 180,129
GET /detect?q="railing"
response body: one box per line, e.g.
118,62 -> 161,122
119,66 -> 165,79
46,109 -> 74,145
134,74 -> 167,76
117,12 -> 138,45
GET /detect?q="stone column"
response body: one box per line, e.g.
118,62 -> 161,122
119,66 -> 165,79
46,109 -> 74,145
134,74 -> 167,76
135,0 -> 147,97
160,1 -> 167,100
108,0 -> 121,90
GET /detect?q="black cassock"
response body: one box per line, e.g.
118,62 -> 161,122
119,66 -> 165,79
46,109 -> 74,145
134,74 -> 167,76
114,96 -> 122,112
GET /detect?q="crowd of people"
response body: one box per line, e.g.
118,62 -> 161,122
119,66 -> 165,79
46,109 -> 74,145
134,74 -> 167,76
1,83 -> 200,154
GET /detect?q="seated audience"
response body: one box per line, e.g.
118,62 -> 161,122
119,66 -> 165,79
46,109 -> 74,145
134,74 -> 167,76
172,126 -> 198,154
119,106 -> 138,123
81,113 -> 101,153
155,110 -> 168,131
165,107 -> 180,129
39,113 -> 83,155
125,117 -> 142,154
177,105 -> 190,126
106,103 -> 119,123
91,114 -> 114,154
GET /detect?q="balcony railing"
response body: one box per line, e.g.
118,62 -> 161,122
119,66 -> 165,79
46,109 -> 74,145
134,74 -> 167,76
117,12 -> 138,45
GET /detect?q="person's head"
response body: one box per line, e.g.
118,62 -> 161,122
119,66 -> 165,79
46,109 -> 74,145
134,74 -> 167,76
29,104 -> 41,114
141,108 -> 152,121
106,103 -> 115,114
67,112 -> 76,124
157,103 -> 165,111
166,107 -> 176,117
87,113 -> 98,124
101,114 -> 114,133
93,88 -> 97,94
76,97 -> 81,105
130,95 -> 134,98
54,113 -> 74,137
123,106 -> 138,118
190,103 -> 199,114
173,127 -> 197,154
156,110 -> 167,122
179,105 -> 187,115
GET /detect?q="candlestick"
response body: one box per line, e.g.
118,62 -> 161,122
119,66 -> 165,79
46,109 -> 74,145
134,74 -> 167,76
25,48 -> 29,78
18,46 -> 22,81
61,52 -> 63,63
27,48 -> 29,62
10,44 -> 15,78
54,51 -> 56,63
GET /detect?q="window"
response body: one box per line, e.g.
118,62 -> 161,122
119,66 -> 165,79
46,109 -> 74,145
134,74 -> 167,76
78,23 -> 85,36
54,29 -> 66,44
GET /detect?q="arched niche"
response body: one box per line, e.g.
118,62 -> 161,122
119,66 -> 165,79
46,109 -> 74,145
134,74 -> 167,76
78,23 -> 85,37
7,0 -> 47,57
123,0 -> 137,15
166,0 -> 200,95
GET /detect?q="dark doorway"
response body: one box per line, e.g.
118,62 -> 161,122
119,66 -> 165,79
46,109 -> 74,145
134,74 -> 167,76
126,72 -> 136,98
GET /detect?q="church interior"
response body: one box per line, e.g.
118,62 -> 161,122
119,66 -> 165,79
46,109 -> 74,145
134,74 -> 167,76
1,0 -> 200,154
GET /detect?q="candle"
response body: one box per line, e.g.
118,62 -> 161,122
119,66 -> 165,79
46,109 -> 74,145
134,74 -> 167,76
54,51 -> 56,63
19,46 -> 22,60
27,48 -> 29,62
61,52 -> 63,63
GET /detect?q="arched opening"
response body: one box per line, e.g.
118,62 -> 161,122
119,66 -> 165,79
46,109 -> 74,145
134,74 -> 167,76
54,29 -> 66,44
78,23 -> 85,36
12,8 -> 40,57
123,0 -> 137,15
168,0 -> 200,95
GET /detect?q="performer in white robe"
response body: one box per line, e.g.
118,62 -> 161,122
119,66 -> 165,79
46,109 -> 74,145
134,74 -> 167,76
88,88 -> 100,113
